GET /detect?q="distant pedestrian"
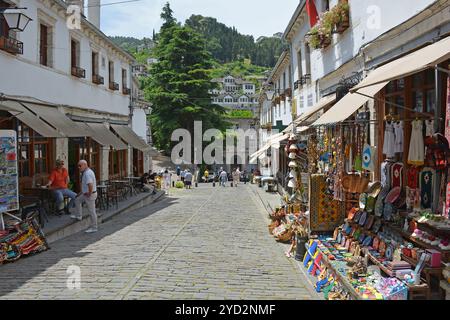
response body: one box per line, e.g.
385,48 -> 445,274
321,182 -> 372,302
232,168 -> 240,187
176,166 -> 181,176
219,169 -> 228,187
184,169 -> 193,189
72,160 -> 98,233
163,169 -> 171,192
204,169 -> 209,182
180,169 -> 186,183
243,170 -> 248,184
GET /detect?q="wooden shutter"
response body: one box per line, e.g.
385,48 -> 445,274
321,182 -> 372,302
71,39 -> 77,68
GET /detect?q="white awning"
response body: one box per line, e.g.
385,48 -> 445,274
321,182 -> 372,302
85,122 -> 128,150
249,132 -> 289,162
352,36 -> 450,91
111,124 -> 150,152
283,94 -> 336,133
0,100 -> 64,138
312,82 -> 388,126
22,103 -> 88,137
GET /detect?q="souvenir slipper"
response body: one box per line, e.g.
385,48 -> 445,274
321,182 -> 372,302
347,207 -> 359,220
372,237 -> 380,251
366,196 -> 376,213
378,185 -> 391,201
354,210 -> 363,223
372,219 -> 382,233
345,224 -> 353,235
390,162 -> 404,188
374,196 -> 384,217
383,203 -> 396,221
364,215 -> 375,230
393,189 -> 406,209
362,235 -> 373,247
367,181 -> 382,198
359,193 -> 368,210
358,233 -> 366,243
385,244 -> 394,261
358,211 -> 368,227
385,186 -> 401,204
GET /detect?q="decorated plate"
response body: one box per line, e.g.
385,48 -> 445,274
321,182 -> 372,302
385,186 -> 401,204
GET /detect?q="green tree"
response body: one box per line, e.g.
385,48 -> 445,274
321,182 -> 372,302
144,4 -> 229,155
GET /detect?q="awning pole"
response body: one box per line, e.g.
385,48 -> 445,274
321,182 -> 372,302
432,64 -> 444,213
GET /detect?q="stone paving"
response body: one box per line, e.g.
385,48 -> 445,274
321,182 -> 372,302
0,183 -> 317,300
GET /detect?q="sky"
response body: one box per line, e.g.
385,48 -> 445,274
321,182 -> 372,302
99,0 -> 299,39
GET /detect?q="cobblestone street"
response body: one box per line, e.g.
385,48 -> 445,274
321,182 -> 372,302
0,184 -> 316,300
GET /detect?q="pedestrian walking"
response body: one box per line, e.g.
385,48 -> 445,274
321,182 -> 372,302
163,169 -> 171,193
184,169 -> 193,189
204,169 -> 209,182
232,168 -> 240,187
243,170 -> 248,184
72,160 -> 98,233
180,169 -> 186,183
219,169 -> 228,187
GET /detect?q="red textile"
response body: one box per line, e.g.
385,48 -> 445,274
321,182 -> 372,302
306,0 -> 319,27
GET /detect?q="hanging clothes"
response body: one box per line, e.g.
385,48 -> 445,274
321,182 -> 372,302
408,120 -> 425,166
394,121 -> 404,153
425,119 -> 435,137
383,122 -> 396,158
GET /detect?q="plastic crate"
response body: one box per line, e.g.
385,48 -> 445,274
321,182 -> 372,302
384,286 -> 408,300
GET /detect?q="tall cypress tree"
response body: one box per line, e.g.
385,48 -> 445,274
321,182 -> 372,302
144,3 -> 229,155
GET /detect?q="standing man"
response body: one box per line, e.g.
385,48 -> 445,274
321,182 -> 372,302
45,159 -> 77,215
71,160 -> 98,233
204,168 -> 209,183
184,169 -> 193,189
180,168 -> 186,183
219,169 -> 228,187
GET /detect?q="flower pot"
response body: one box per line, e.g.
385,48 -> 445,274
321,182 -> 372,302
336,15 -> 350,33
319,35 -> 331,48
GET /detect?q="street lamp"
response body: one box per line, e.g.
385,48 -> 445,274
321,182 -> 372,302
1,8 -> 32,32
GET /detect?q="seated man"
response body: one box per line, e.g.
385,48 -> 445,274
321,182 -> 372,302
45,159 -> 77,215
140,173 -> 156,194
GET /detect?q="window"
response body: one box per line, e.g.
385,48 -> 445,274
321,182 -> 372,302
39,24 -> 50,66
92,51 -> 99,76
283,72 -> 286,90
109,149 -> 127,178
16,122 -> 51,178
305,43 -> 311,77
297,49 -> 303,80
411,69 -> 436,115
323,0 -> 330,11
0,1 -> 10,38
79,138 -> 100,178
122,68 -> 129,93
71,39 -> 80,69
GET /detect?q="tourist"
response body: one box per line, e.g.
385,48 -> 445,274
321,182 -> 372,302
204,168 -> 209,182
72,160 -> 98,233
180,168 -> 186,183
232,167 -> 241,187
163,169 -> 171,192
184,169 -> 193,189
45,159 -> 77,215
219,169 -> 228,187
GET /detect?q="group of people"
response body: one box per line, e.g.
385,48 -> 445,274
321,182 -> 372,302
177,166 -> 194,189
217,167 -> 245,187
44,159 -> 98,233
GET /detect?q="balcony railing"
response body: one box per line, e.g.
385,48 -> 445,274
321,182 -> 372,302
299,74 -> 311,85
92,74 -> 104,85
122,86 -> 131,95
109,82 -> 119,91
71,66 -> 86,78
0,36 -> 23,55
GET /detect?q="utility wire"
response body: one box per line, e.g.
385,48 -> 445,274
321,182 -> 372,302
83,0 -> 144,8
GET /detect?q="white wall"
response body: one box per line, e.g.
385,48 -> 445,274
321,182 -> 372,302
132,108 -> 148,139
0,0 -> 132,116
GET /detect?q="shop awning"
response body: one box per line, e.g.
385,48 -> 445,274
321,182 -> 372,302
0,100 -> 64,137
249,132 -> 289,162
84,122 -> 128,150
283,94 -> 336,133
351,36 -> 450,92
110,124 -> 151,153
312,82 -> 388,126
22,103 -> 88,137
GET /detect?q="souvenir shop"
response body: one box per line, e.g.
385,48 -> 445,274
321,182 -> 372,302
267,38 -> 450,300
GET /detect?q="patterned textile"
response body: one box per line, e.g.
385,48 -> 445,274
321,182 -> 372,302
309,174 -> 345,232
420,168 -> 435,209
391,162 -> 404,189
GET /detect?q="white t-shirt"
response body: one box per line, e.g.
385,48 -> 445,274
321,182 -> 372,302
81,168 -> 97,194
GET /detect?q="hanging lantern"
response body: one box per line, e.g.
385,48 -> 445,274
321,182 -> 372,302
2,8 -> 32,32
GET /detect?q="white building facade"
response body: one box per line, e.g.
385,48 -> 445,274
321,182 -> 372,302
0,0 -> 154,192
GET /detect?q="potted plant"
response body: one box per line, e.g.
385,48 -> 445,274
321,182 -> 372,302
334,0 -> 350,33
307,25 -> 321,49
318,12 -> 334,48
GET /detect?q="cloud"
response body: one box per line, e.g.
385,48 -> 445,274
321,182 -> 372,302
101,0 -> 299,39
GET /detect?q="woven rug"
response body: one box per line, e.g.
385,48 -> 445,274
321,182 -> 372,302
309,174 -> 345,232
